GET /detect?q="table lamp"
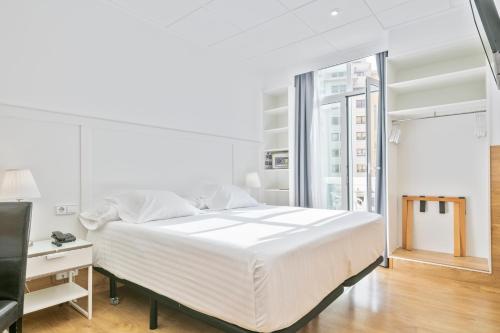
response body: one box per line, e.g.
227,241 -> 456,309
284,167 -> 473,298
0,169 -> 41,247
245,172 -> 261,189
245,172 -> 261,201
0,169 -> 41,201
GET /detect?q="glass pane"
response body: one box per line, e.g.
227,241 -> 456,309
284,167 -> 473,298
317,56 -> 379,100
349,94 -> 368,211
320,102 -> 343,210
368,83 -> 379,212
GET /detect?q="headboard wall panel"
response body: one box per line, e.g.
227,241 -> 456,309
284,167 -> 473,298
0,103 -> 260,239
87,126 -> 234,208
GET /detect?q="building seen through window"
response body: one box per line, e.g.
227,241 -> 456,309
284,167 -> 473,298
317,56 -> 379,211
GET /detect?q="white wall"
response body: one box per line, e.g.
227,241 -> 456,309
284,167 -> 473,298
0,0 -> 262,240
0,116 -> 81,240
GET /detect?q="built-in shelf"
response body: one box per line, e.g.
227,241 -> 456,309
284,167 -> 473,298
388,38 -> 483,70
388,99 -> 487,120
264,106 -> 288,115
391,248 -> 489,273
262,86 -> 291,206
264,147 -> 289,153
264,126 -> 288,134
24,282 -> 88,314
264,189 -> 289,192
388,67 -> 485,94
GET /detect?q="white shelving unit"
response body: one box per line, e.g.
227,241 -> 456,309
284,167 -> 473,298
386,38 -> 491,272
261,87 -> 294,206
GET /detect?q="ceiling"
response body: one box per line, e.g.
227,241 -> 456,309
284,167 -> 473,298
106,0 -> 468,72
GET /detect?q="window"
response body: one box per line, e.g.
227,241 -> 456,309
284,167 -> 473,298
331,164 -> 340,174
316,55 -> 379,211
356,132 -> 366,140
356,100 -> 366,108
356,164 -> 367,172
330,85 -> 347,94
331,71 -> 346,78
356,116 -> 366,124
357,148 -> 366,156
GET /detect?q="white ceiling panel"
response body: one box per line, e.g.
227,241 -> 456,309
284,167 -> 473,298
293,0 -> 372,33
111,0 -> 210,26
363,0 -> 411,13
211,13 -> 314,59
248,35 -> 336,71
205,0 -> 288,30
279,0 -> 315,10
167,8 -> 241,47
322,16 -> 386,50
375,0 -> 451,28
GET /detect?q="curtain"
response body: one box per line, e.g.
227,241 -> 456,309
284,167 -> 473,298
294,72 -> 315,207
376,51 -> 389,267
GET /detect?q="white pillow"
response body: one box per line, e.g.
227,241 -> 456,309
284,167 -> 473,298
184,183 -> 220,209
79,203 -> 120,231
105,190 -> 199,224
207,185 -> 258,210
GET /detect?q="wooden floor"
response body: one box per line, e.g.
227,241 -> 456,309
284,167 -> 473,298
392,247 -> 490,272
23,267 -> 500,333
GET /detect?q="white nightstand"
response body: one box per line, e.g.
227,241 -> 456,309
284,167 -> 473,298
24,239 -> 93,319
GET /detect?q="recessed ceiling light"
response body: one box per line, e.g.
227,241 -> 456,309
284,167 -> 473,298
330,9 -> 340,16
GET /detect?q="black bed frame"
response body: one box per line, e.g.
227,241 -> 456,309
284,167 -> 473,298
94,256 -> 382,333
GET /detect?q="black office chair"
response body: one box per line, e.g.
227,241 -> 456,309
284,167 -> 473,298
0,203 -> 32,333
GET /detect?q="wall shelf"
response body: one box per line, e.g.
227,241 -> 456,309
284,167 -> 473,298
264,106 -> 288,115
388,67 -> 485,94
264,126 -> 288,134
388,99 -> 487,120
264,147 -> 289,153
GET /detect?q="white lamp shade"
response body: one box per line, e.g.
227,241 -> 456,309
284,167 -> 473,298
245,172 -> 261,189
0,169 -> 41,200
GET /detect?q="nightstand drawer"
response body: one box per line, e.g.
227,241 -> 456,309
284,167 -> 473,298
26,247 -> 92,280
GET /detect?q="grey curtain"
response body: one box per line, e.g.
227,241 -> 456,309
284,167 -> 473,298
376,51 -> 389,267
294,72 -> 315,207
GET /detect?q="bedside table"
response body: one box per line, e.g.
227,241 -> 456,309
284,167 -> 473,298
24,239 -> 93,319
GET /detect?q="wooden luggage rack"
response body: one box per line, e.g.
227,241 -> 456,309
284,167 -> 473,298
402,195 -> 466,257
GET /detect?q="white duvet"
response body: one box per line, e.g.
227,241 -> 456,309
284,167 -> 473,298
88,205 -> 384,332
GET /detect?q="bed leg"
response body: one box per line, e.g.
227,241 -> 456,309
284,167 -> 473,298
109,278 -> 120,305
149,298 -> 158,330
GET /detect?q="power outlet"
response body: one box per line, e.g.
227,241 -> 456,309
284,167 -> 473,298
55,205 -> 79,216
55,269 -> 79,280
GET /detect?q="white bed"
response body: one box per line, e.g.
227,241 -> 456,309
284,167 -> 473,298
88,205 -> 384,332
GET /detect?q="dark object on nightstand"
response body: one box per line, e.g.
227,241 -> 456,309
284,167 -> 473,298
51,231 -> 76,247
0,202 -> 32,333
